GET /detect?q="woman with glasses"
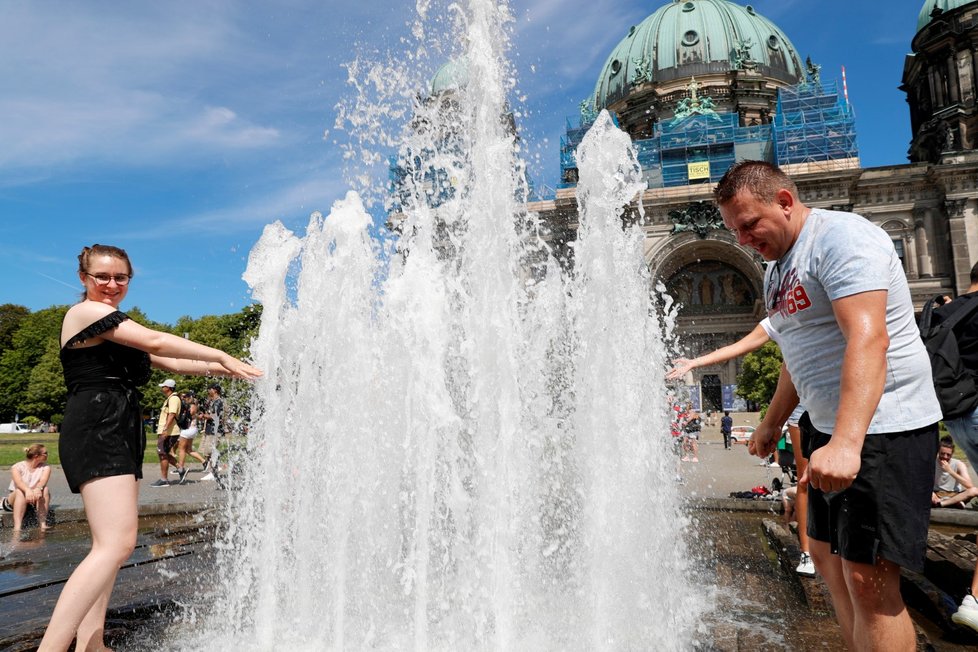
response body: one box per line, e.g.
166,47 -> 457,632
3,443 -> 51,531
41,243 -> 263,652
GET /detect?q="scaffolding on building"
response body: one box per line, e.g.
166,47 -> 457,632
558,115 -> 595,189
639,113 -> 772,187
773,80 -> 858,166
551,78 -> 858,196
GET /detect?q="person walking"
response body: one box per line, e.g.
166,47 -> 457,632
720,411 -> 733,450
716,161 -> 941,651
153,379 -> 182,487
41,243 -> 262,652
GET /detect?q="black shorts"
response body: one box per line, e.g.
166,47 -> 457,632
60,387 -> 145,494
801,412 -> 938,572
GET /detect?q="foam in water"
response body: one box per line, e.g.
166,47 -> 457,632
182,0 -> 707,649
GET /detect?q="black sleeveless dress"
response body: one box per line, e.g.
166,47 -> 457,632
59,311 -> 151,493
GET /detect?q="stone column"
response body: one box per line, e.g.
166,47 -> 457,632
905,230 -> 919,278
946,198 -> 978,293
914,207 -> 934,277
948,52 -> 960,104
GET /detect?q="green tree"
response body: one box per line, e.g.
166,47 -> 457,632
0,304 -> 30,353
22,338 -> 68,419
736,340 -> 783,409
0,306 -> 68,420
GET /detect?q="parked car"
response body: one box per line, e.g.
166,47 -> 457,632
729,425 -> 755,444
0,422 -> 31,434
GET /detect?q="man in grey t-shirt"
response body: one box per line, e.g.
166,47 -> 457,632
716,161 -> 941,652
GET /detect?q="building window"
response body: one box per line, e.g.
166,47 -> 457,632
892,238 -> 906,269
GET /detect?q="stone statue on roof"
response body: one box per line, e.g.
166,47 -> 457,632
671,77 -> 721,123
805,56 -> 822,86
631,56 -> 654,85
732,38 -> 757,71
579,98 -> 598,124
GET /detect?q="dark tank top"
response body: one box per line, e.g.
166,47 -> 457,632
60,311 -> 152,391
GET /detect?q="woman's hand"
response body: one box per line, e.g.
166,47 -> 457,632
216,355 -> 264,380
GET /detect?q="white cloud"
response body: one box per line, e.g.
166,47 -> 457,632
0,2 -> 286,175
116,173 -> 351,241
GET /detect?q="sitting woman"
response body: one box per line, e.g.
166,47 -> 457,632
3,444 -> 52,531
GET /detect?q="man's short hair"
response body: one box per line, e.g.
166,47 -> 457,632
208,383 -> 223,395
940,435 -> 955,450
713,160 -> 798,205
970,260 -> 978,285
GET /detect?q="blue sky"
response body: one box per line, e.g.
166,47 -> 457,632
0,0 -> 931,324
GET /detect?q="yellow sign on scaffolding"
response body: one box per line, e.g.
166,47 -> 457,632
688,161 -> 711,180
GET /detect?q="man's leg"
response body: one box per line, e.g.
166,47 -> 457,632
809,539 -> 856,649
843,556 -> 914,651
937,488 -> 978,507
156,434 -> 177,481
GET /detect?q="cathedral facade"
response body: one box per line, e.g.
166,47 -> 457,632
528,0 -> 978,411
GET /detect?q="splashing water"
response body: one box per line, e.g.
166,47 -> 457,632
186,0 -> 705,649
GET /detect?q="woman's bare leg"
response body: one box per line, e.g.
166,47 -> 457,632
38,475 -> 137,652
37,488 -> 51,530
11,490 -> 27,530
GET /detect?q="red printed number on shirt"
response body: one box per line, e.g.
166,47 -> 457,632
785,285 -> 811,314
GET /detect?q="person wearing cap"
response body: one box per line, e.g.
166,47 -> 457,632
153,379 -> 182,487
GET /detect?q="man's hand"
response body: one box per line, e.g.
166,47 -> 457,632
748,425 -> 780,459
940,459 -> 952,473
804,439 -> 861,493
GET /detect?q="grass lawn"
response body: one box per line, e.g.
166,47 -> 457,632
0,432 -> 159,467
0,432 -> 246,469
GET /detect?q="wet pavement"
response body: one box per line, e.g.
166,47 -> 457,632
1,426 -> 977,649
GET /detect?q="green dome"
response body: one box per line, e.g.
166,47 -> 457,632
430,59 -> 468,95
916,0 -> 978,32
593,0 -> 803,110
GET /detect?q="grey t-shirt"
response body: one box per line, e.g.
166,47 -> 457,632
764,208 -> 941,434
934,458 -> 966,492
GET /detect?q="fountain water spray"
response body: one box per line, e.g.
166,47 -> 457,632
187,1 -> 705,649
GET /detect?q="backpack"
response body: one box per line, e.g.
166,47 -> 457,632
176,398 -> 193,430
919,294 -> 978,420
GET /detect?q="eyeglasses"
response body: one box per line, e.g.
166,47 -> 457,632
766,260 -> 782,311
86,273 -> 131,286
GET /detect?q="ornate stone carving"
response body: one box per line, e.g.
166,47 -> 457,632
670,201 -> 724,239
946,198 -> 967,217
671,77 -> 720,124
909,117 -> 955,163
631,57 -> 653,85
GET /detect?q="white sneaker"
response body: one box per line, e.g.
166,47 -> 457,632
200,472 -> 216,481
796,552 -> 815,577
952,593 -> 978,633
